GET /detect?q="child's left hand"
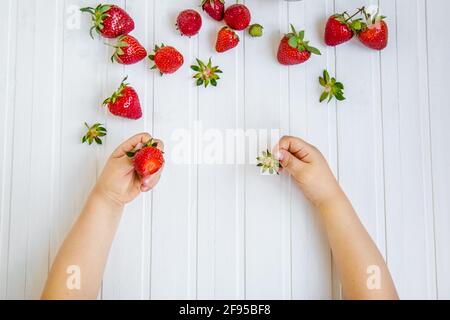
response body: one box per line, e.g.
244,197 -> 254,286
93,133 -> 164,208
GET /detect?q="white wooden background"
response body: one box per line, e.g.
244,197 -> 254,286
0,0 -> 449,300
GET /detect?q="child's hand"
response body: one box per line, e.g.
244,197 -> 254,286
274,136 -> 341,208
93,133 -> 164,208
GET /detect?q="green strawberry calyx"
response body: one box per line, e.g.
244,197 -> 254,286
126,139 -> 160,158
257,150 -> 282,175
319,70 -> 345,103
103,76 -> 129,106
110,35 -> 130,63
191,58 -> 222,88
82,122 -> 107,145
80,4 -> 112,39
286,24 -> 321,56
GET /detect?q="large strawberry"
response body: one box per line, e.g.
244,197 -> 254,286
277,25 -> 321,66
216,27 -> 239,53
202,0 -> 225,21
127,139 -> 165,178
103,77 -> 142,120
111,35 -> 147,65
80,4 -> 134,39
358,7 -> 388,50
176,9 -> 203,37
149,44 -> 184,75
324,11 -> 363,46
224,4 -> 251,31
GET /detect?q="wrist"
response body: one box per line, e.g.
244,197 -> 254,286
89,187 -> 125,214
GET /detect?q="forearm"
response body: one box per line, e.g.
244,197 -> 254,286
318,191 -> 398,300
41,190 -> 123,300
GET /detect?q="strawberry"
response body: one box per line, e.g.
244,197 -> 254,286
324,11 -> 363,46
127,139 -> 164,178
103,77 -> 142,120
249,23 -> 264,37
202,0 -> 225,21
191,58 -> 222,87
277,24 -> 321,66
80,4 -> 134,39
176,9 -> 202,37
82,123 -> 107,145
110,35 -> 147,65
216,27 -> 239,53
149,44 -> 184,75
357,7 -> 388,51
224,4 -> 251,31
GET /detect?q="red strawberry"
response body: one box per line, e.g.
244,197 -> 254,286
128,140 -> 165,178
103,77 -> 142,120
277,25 -> 321,66
176,9 -> 202,37
216,27 -> 239,53
358,20 -> 388,50
149,44 -> 184,75
111,35 -> 147,65
202,0 -> 225,21
80,4 -> 134,39
224,4 -> 251,31
325,15 -> 354,46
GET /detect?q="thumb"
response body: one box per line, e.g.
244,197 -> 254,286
277,149 -> 304,174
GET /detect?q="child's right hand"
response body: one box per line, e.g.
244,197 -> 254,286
274,136 -> 342,208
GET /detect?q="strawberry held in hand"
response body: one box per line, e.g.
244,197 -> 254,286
277,25 -> 321,66
111,35 -> 147,65
358,6 -> 388,50
216,27 -> 239,53
177,9 -> 203,37
202,0 -> 225,21
103,77 -> 142,120
224,3 -> 251,31
80,4 -> 134,39
127,139 -> 165,178
325,12 -> 362,46
149,44 -> 184,75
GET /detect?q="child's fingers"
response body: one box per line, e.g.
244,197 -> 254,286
277,149 -> 305,174
112,133 -> 152,158
274,135 -> 317,164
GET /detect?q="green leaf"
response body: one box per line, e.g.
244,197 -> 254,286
191,65 -> 200,71
308,46 -> 321,55
319,77 -> 326,86
323,70 -> 330,83
288,36 -> 298,49
320,91 -> 329,103
298,30 -> 305,41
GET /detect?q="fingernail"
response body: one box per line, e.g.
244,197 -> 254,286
275,151 -> 284,161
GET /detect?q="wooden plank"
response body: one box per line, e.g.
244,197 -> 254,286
150,0 -> 199,299
23,0 -> 64,299
196,9 -> 245,299
334,0 -> 386,256
288,0 -> 334,299
425,0 -> 450,300
244,0 -> 291,299
381,0 -> 437,299
102,0 -> 155,300
0,0 -> 17,300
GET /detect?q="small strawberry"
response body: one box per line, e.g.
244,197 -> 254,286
176,9 -> 203,37
224,3 -> 251,31
201,0 -> 225,21
324,11 -> 363,46
358,7 -> 388,50
249,23 -> 264,37
191,58 -> 222,87
82,123 -> 107,145
127,139 -> 164,178
257,150 -> 281,175
277,24 -> 321,66
110,35 -> 147,65
319,70 -> 345,103
216,27 -> 240,53
148,44 -> 184,75
103,76 -> 142,120
80,4 -> 134,39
